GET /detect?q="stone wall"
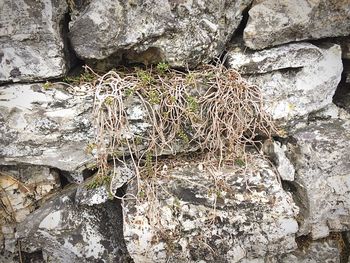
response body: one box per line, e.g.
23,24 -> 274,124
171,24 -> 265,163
0,0 -> 350,262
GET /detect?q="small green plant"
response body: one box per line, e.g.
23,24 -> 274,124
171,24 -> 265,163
125,87 -> 135,97
177,129 -> 189,145
147,89 -> 161,105
234,158 -> 245,167
85,142 -> 97,155
137,70 -> 154,85
63,70 -> 96,85
186,95 -> 199,112
86,174 -> 111,189
144,151 -> 154,178
43,81 -> 53,90
104,96 -> 115,106
156,62 -> 169,74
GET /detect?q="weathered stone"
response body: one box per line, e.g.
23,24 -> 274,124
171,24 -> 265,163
227,41 -> 323,74
123,158 -> 299,262
0,84 -> 95,175
0,0 -> 68,82
69,0 -> 252,68
0,166 -> 60,223
244,0 -> 350,50
0,165 -> 61,257
263,141 -> 295,181
227,42 -> 343,122
288,119 -> 350,239
277,237 -> 342,263
14,183 -> 131,263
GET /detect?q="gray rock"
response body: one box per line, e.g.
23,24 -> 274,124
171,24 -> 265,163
288,119 -> 350,239
263,140 -> 295,181
278,238 -> 342,263
244,0 -> 350,50
0,165 -> 61,223
0,165 -> 61,258
69,0 -> 252,68
0,83 -> 95,174
227,42 -> 343,123
123,158 -> 299,262
0,0 -> 68,82
13,184 -> 131,263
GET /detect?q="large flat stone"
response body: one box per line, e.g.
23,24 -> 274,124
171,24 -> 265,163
0,0 -> 68,82
244,0 -> 350,50
13,183 -> 132,262
288,119 -> 350,239
0,84 -> 94,174
69,0 -> 252,68
277,237 -> 342,263
227,42 -> 342,123
123,158 -> 299,262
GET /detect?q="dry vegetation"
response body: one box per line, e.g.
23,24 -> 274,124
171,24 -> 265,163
71,63 -> 275,196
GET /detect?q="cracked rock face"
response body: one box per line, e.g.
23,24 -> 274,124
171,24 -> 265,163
0,165 -> 60,255
12,184 -> 131,263
0,0 -> 68,82
277,237 -> 343,263
288,119 -> 350,240
244,0 -> 350,50
0,84 -> 94,175
227,42 -> 343,123
123,158 -> 299,262
69,0 -> 252,68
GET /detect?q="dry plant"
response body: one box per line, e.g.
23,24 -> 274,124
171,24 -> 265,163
76,63 -> 275,193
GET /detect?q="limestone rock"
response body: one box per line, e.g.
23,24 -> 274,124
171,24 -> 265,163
13,184 -> 132,263
0,166 -> 60,223
69,0 -> 252,68
227,42 -> 343,122
288,119 -> 350,239
0,165 -> 61,256
263,141 -> 295,181
0,0 -> 68,82
244,0 -> 350,50
0,83 -> 95,175
277,237 -> 342,263
123,158 -> 299,262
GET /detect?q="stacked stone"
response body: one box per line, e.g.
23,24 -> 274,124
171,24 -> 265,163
0,0 -> 349,262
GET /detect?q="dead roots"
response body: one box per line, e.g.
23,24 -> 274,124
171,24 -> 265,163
79,64 -> 275,191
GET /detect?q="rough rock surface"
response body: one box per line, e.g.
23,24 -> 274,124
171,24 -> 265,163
10,183 -> 132,263
0,83 -> 94,176
227,42 -> 343,122
0,0 -> 68,82
263,141 -> 295,181
69,0 -> 252,68
0,165 -> 60,255
244,0 -> 350,50
124,158 -> 299,262
277,237 -> 343,263
288,119 -> 350,239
